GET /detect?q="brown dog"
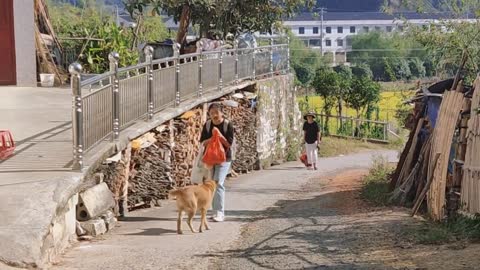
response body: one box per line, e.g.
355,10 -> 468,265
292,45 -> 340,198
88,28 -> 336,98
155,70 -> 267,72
169,180 -> 217,234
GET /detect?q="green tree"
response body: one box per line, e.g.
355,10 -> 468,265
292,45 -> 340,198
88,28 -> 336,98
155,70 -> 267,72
124,0 -> 314,48
349,32 -> 431,81
333,65 -> 352,117
409,58 -> 426,79
283,29 -> 326,87
393,59 -> 412,80
385,0 -> 480,82
312,67 -> 340,134
138,15 -> 172,43
351,63 -> 373,79
345,76 -> 381,118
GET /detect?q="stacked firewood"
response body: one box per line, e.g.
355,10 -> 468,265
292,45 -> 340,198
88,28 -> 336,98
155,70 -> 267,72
128,127 -> 174,207
222,96 -> 258,173
171,109 -> 203,186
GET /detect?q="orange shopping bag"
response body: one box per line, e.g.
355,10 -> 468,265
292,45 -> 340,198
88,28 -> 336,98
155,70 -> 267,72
202,127 -> 226,166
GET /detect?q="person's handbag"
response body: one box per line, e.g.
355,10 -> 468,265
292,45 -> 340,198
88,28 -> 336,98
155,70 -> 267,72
300,152 -> 311,167
191,146 -> 209,184
202,127 -> 227,166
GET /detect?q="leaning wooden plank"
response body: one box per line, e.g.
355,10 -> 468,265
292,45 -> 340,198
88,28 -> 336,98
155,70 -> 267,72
427,91 -> 465,220
412,152 -> 441,216
390,136 -> 431,205
390,105 -> 424,189
395,118 -> 425,189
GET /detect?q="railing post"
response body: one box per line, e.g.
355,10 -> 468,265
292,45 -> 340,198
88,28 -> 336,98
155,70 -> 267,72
198,49 -> 203,97
351,117 -> 355,137
69,62 -> 84,170
384,122 -> 388,141
218,46 -> 223,92
270,38 -> 274,77
234,40 -> 239,84
109,52 -> 120,141
145,46 -> 154,121
287,36 -> 291,73
174,43 -> 181,106
252,47 -> 256,80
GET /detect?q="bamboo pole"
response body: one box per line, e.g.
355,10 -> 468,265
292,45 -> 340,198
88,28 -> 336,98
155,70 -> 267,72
412,153 -> 441,216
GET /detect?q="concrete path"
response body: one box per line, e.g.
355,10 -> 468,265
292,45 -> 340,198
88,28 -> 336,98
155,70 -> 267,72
54,150 -> 398,270
0,86 -> 73,172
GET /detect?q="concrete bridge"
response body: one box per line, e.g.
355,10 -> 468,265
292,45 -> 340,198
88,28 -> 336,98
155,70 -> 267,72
0,42 -> 294,268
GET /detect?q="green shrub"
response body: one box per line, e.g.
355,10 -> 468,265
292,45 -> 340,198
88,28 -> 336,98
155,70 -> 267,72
360,155 -> 393,206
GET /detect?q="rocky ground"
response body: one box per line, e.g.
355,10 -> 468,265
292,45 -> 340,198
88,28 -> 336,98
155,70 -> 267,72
52,151 -> 480,270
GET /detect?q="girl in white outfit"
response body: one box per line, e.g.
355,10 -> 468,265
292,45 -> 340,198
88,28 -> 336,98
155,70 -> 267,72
303,112 -> 321,170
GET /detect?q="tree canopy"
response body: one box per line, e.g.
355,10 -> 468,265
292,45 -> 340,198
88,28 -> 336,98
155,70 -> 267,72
124,0 -> 314,46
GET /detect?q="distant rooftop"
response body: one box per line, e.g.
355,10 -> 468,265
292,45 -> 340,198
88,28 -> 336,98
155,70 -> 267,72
286,12 -> 472,21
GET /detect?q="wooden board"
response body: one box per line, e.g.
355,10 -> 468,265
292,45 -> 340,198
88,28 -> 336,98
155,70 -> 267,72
395,118 -> 425,189
427,91 -> 465,220
461,78 -> 480,214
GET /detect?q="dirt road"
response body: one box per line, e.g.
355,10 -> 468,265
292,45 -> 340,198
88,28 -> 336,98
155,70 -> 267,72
53,150 -> 480,270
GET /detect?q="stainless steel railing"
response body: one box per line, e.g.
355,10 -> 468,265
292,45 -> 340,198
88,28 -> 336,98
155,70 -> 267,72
69,38 -> 291,170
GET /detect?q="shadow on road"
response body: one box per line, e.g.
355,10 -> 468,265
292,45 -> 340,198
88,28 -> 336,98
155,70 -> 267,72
124,227 -> 177,236
198,187 -> 418,270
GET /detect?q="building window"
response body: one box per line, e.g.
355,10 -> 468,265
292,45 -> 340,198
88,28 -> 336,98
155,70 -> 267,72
325,39 -> 331,47
313,27 -> 319,34
326,27 -> 332,34
337,39 -> 344,47
386,26 -> 393,32
375,26 -> 381,31
309,39 -> 321,47
398,25 -> 404,32
338,26 -> 343,33
363,26 -> 369,32
299,27 -> 305,34
302,40 -> 309,46
350,26 -> 356,33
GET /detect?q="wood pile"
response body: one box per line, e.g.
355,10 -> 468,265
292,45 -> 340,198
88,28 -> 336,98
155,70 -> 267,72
222,96 -> 258,173
128,129 -> 174,207
461,78 -> 480,213
171,109 -> 204,187
390,72 -> 480,220
98,91 -> 263,212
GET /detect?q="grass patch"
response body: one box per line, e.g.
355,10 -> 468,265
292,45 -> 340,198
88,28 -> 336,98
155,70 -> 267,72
319,137 -> 386,157
411,215 -> 480,245
360,155 -> 394,206
379,81 -> 417,92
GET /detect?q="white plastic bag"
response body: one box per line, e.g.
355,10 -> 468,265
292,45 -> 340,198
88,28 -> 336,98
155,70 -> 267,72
191,147 -> 208,184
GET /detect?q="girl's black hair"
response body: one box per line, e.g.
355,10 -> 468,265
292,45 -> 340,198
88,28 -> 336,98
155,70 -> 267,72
208,103 -> 222,112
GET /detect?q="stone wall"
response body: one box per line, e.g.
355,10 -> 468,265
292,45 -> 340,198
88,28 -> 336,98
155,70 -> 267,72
256,74 -> 302,169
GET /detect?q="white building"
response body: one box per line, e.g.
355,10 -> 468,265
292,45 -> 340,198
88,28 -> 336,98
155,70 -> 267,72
258,12 -> 474,65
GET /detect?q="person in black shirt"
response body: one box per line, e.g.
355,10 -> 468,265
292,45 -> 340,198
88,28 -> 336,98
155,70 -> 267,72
199,103 -> 234,222
303,112 -> 321,170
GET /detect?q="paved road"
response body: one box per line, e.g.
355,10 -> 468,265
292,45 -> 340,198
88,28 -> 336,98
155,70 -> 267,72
0,87 -> 73,172
54,150 -> 398,270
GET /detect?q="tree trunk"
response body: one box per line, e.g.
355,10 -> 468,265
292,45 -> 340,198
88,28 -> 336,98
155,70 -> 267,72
176,4 -> 192,48
338,98 -> 343,130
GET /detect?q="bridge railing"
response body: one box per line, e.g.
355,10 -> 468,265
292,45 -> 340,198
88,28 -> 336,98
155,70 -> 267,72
69,40 -> 290,170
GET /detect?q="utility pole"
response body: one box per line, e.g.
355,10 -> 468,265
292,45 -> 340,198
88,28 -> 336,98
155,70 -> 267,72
319,7 -> 326,55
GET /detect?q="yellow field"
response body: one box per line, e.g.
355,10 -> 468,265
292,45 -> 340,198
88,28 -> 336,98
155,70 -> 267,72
302,91 -> 414,122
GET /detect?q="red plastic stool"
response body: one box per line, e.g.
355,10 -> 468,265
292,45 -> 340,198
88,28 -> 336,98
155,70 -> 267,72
0,130 -> 15,160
